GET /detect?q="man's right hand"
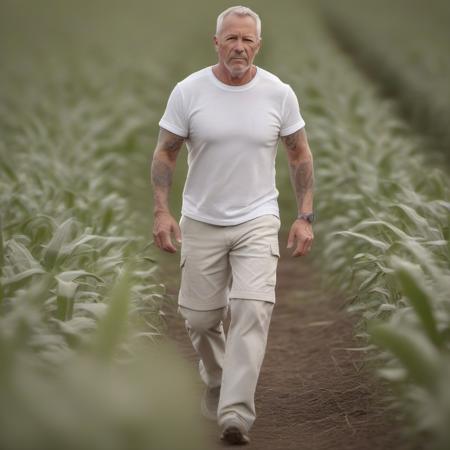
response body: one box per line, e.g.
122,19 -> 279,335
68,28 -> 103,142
152,211 -> 182,253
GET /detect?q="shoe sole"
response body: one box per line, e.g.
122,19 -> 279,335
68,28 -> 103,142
220,426 -> 250,445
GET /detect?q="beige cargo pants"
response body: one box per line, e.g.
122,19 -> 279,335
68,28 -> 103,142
177,214 -> 280,432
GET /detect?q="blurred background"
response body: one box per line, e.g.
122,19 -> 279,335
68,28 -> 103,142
1,0 -> 449,449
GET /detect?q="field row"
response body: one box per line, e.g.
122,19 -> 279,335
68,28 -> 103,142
319,0 -> 450,156
1,0 -> 449,448
269,4 -> 450,447
0,1 -> 213,448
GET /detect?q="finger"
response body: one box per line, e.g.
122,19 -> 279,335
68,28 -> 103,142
159,231 -> 176,253
301,237 -> 313,256
293,235 -> 313,257
292,237 -> 305,257
153,232 -> 162,250
301,238 -> 310,255
287,228 -> 295,248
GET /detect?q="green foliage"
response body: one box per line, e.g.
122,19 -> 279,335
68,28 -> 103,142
1,0 -> 449,448
369,323 -> 440,390
393,257 -> 443,348
0,0 -> 214,448
0,278 -> 208,450
319,0 -> 450,156
92,267 -> 131,360
262,3 -> 450,447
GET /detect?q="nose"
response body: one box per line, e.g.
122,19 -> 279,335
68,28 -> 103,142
234,39 -> 245,53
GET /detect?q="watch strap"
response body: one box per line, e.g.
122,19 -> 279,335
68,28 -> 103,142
297,212 -> 315,223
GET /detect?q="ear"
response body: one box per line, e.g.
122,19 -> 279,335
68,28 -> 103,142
213,35 -> 219,53
255,37 -> 262,55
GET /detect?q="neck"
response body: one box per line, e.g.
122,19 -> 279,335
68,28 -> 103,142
212,63 -> 257,86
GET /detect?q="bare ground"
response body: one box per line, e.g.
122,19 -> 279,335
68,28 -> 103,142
159,232 -> 418,450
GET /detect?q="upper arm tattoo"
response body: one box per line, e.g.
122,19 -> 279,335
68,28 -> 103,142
157,128 -> 185,160
281,129 -> 301,152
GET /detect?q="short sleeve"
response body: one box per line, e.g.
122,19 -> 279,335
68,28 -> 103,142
158,83 -> 189,137
280,84 -> 305,137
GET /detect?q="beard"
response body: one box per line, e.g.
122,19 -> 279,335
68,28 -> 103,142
225,59 -> 251,78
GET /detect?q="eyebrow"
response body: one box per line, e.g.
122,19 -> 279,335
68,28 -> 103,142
224,33 -> 256,39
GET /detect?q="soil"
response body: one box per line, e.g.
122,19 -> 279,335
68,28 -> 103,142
159,232 -> 419,450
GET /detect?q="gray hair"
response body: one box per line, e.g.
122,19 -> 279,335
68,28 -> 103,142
216,6 -> 261,38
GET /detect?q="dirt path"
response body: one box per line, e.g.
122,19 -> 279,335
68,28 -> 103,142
159,232 -> 414,450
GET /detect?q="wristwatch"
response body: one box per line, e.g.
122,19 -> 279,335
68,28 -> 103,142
297,212 -> 315,224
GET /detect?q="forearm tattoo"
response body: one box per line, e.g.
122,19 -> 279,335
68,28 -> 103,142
151,160 -> 173,187
289,159 -> 314,211
151,129 -> 184,186
283,130 -> 314,211
150,129 -> 185,212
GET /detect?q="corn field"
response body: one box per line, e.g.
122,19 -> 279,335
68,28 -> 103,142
1,0 -> 449,449
0,1 -> 210,449
319,0 -> 450,154
308,3 -> 450,447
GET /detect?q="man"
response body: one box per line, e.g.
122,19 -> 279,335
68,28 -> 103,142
151,5 -> 314,446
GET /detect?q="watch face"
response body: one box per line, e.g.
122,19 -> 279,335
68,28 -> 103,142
298,213 -> 314,223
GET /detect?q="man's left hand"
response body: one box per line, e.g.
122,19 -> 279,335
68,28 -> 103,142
287,220 -> 314,257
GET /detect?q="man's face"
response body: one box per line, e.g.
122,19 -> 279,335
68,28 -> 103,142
214,14 -> 261,78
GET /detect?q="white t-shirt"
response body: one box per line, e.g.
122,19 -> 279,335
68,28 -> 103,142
159,66 -> 305,226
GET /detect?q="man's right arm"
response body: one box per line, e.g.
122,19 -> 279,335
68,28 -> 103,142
150,128 -> 185,253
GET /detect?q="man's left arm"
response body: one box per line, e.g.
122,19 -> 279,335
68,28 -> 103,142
281,127 -> 315,257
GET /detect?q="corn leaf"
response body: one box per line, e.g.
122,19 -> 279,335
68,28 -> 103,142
56,270 -> 104,284
92,267 -> 131,360
2,267 -> 46,287
331,231 -> 389,251
42,218 -> 78,269
391,256 -> 443,348
370,323 -> 440,391
56,280 -> 78,321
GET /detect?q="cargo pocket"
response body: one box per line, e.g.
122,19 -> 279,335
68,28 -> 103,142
180,254 -> 187,268
270,241 -> 280,258
267,241 -> 280,286
179,254 -> 190,299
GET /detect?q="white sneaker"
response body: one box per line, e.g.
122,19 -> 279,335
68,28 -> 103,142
220,417 -> 250,445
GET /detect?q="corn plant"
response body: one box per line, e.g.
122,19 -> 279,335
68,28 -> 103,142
318,0 -> 450,155
2,0 -> 449,448
0,0 -> 216,448
0,267 -> 209,450
264,3 -> 450,447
